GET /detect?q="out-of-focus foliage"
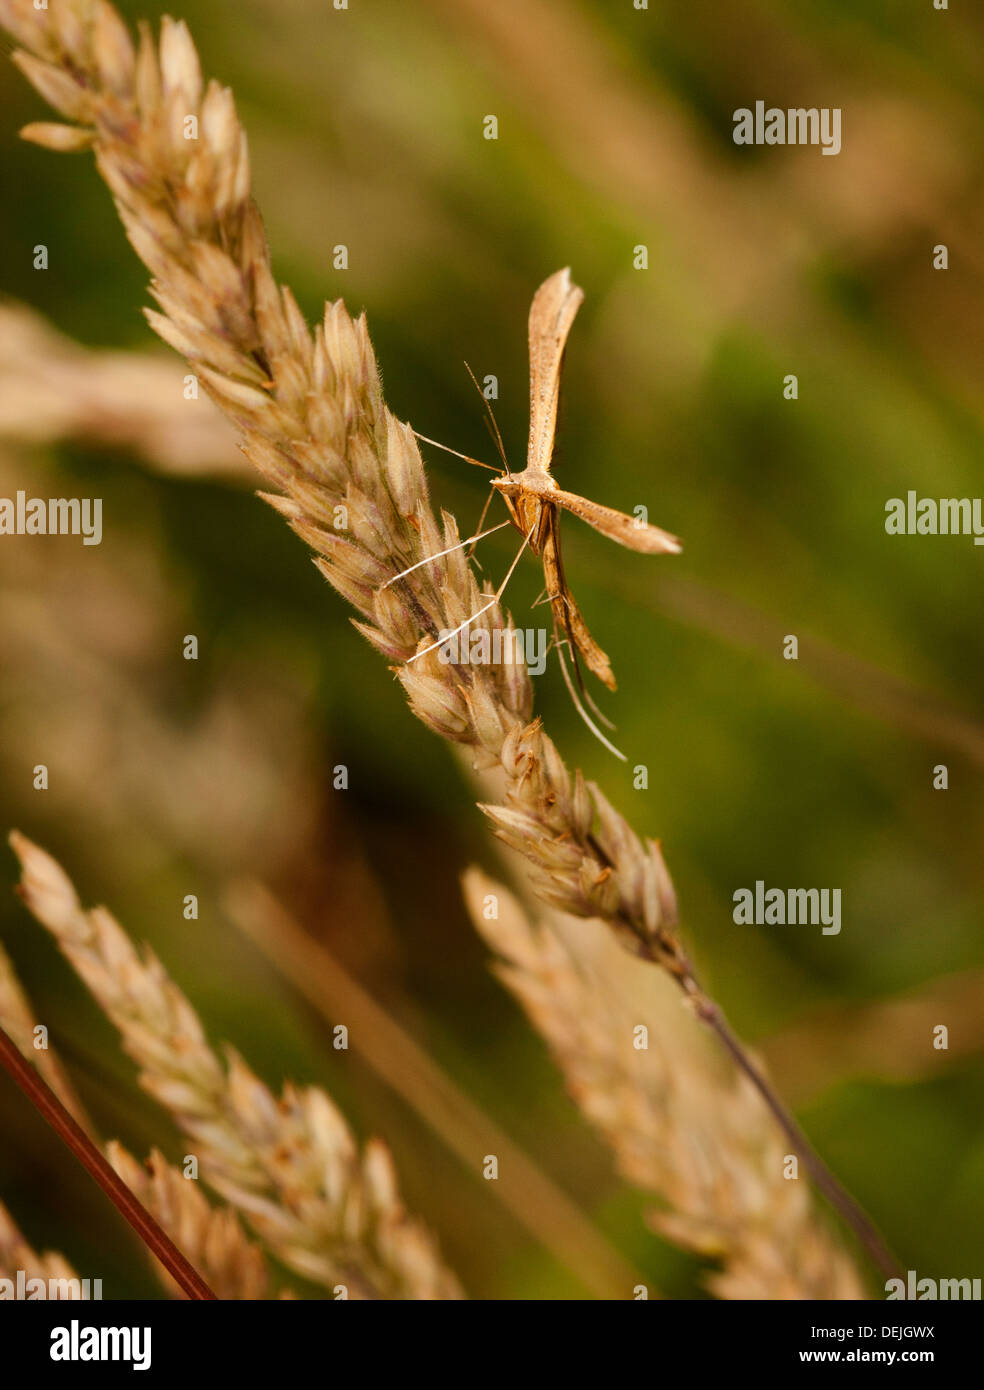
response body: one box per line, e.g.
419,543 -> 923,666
0,0 -> 981,1297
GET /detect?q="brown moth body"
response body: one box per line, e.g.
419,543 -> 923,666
492,268 -> 681,692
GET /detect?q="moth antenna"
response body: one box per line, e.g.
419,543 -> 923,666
412,430 -> 500,473
406,525 -> 534,664
463,361 -> 510,473
381,520 -> 512,590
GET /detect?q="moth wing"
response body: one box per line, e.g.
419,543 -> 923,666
541,511 -> 616,692
550,488 -> 682,555
527,268 -> 584,474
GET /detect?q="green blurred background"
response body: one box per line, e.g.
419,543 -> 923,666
0,0 -> 982,1297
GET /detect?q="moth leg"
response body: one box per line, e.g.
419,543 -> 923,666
466,485 -> 498,567
382,520 -> 512,590
405,524 -> 534,664
547,605 -> 617,732
553,636 -> 626,762
542,515 -> 617,692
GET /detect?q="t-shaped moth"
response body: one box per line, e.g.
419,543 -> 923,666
394,268 -> 682,757
490,267 -> 681,694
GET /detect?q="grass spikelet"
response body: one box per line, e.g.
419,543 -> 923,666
9,831 -> 462,1300
463,869 -> 867,1300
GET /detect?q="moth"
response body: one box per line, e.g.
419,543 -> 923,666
397,268 -> 681,756
490,267 -> 681,695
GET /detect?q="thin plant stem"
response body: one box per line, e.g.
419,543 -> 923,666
0,1023 -> 216,1301
667,961 -> 900,1281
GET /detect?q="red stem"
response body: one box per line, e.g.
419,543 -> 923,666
0,1024 -> 215,1300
